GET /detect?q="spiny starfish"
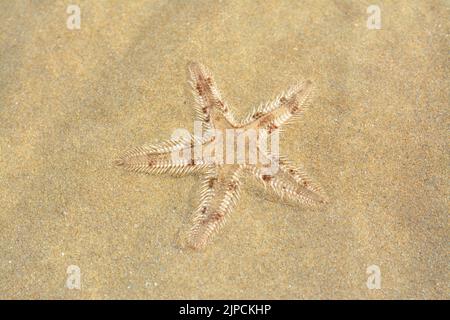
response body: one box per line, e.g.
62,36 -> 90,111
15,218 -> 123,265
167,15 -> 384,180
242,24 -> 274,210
115,62 -> 327,249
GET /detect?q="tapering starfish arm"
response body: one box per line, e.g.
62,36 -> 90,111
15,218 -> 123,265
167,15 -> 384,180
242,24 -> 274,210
188,62 -> 238,130
245,155 -> 327,206
240,80 -> 315,134
187,166 -> 243,249
115,136 -> 208,176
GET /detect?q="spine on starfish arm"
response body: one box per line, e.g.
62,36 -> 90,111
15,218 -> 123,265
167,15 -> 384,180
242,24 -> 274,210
240,80 -> 315,134
114,135 -> 207,176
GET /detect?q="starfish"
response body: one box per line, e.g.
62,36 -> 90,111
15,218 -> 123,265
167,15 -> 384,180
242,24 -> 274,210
115,62 -> 327,249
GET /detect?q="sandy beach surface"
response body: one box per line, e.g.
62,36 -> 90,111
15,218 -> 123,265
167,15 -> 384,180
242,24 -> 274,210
0,0 -> 448,299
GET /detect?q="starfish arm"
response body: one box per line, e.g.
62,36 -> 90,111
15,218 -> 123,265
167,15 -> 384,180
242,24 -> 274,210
187,166 -> 243,249
240,80 -> 315,133
246,155 -> 327,206
115,136 -> 207,176
188,61 -> 238,130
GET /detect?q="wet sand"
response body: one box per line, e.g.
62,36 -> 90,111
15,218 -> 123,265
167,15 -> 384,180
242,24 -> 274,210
0,0 -> 448,299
